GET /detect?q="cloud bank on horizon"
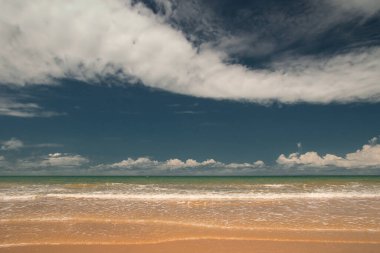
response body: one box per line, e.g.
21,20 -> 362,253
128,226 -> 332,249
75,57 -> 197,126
1,0 -> 380,105
95,157 -> 266,175
1,137 -> 380,175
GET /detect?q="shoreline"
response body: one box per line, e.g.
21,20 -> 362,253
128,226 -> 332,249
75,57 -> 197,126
1,239 -> 380,253
2,234 -> 380,247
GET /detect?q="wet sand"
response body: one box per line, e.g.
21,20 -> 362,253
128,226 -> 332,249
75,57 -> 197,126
1,177 -> 379,252
1,239 -> 380,253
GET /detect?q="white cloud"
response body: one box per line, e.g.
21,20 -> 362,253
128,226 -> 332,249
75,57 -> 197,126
15,153 -> 90,169
254,160 -> 265,167
0,152 -> 89,175
103,157 -> 264,175
369,136 -> 378,145
0,0 -> 379,104
163,158 -> 218,169
224,160 -> 265,169
39,153 -> 89,167
0,151 -> 90,175
111,157 -> 159,168
1,138 -> 24,150
0,151 -> 265,175
277,138 -> 380,169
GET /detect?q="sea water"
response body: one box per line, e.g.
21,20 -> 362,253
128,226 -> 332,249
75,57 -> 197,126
1,176 -> 380,246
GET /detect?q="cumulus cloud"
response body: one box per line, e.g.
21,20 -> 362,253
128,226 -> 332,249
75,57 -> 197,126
0,152 -> 266,175
17,153 -> 89,169
39,153 -> 89,167
277,138 -> 380,169
1,138 -> 24,150
0,0 -> 379,104
97,157 -> 265,175
111,157 -> 160,169
369,136 -> 379,145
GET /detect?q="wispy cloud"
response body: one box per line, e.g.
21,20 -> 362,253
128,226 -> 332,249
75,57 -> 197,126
328,0 -> 380,15
1,138 -> 23,150
0,97 -> 61,118
158,0 -> 380,62
174,110 -> 204,114
1,137 -> 62,151
32,143 -> 63,148
0,0 -> 379,104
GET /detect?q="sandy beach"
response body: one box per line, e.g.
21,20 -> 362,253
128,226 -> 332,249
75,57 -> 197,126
1,176 -> 379,252
1,239 -> 380,253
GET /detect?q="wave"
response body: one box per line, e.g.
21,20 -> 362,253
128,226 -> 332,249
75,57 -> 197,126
1,191 -> 379,201
46,192 -> 380,200
0,195 -> 38,201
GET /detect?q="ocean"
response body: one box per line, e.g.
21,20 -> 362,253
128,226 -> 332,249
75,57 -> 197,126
1,176 -> 380,247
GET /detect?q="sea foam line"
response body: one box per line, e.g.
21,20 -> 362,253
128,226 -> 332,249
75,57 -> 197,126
51,192 -> 380,200
1,192 -> 379,201
1,217 -> 379,232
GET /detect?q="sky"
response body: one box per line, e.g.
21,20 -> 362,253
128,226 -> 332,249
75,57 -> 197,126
0,0 -> 380,175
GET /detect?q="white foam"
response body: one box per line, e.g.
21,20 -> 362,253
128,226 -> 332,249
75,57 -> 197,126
2,182 -> 379,202
40,192 -> 380,201
1,191 -> 379,202
0,195 -> 37,201
261,184 -> 288,188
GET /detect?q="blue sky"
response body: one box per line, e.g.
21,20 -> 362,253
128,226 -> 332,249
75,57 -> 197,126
0,0 -> 380,175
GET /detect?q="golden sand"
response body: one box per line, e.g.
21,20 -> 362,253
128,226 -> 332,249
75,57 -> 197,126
2,177 -> 380,252
1,239 -> 380,253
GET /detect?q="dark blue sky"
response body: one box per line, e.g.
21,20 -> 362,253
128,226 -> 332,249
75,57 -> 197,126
1,80 -> 380,172
0,0 -> 379,175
